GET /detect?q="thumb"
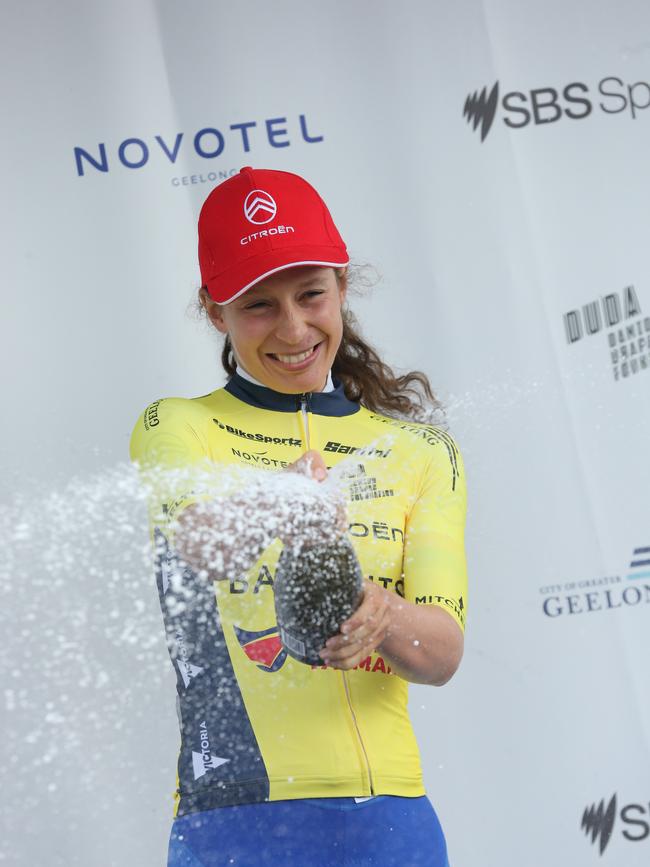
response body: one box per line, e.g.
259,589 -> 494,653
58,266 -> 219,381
305,450 -> 327,481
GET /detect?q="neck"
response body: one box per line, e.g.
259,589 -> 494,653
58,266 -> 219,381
235,363 -> 335,394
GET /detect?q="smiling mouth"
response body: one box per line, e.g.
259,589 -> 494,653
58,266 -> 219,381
268,343 -> 321,364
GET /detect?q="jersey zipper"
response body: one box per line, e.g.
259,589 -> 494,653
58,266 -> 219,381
296,390 -> 375,795
342,671 -> 375,795
297,392 -> 312,450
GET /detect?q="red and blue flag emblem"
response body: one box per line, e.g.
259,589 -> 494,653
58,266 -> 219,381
233,625 -> 288,673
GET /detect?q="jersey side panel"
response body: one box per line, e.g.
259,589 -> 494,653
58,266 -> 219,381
403,429 -> 468,633
130,396 -> 274,813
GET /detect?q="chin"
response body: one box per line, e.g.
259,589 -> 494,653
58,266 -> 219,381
278,370 -> 328,394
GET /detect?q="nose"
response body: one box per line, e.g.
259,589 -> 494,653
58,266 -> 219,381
273,302 -> 309,346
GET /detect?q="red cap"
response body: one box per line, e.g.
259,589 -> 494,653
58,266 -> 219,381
198,166 -> 349,304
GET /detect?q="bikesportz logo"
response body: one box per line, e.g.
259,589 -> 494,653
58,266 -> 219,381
213,417 -> 301,447
581,793 -> 650,855
563,284 -> 649,382
464,75 -> 650,141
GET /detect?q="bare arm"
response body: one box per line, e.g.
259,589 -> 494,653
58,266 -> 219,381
320,580 -> 464,686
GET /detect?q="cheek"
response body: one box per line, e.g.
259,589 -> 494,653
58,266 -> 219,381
326,311 -> 344,350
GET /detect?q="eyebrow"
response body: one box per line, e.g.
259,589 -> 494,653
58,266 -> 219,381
243,275 -> 327,301
298,275 -> 328,288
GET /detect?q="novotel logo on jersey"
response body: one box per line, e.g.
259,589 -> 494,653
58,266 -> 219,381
464,76 -> 650,142
73,113 -> 324,176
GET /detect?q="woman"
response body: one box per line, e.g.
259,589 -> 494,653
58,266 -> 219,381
130,166 -> 467,866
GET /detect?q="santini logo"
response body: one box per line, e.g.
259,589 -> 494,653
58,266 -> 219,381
582,795 -> 617,855
463,83 -> 499,142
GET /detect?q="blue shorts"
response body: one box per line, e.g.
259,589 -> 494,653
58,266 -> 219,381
167,795 -> 450,866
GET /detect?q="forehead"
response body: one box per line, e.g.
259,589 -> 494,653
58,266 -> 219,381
245,266 -> 333,298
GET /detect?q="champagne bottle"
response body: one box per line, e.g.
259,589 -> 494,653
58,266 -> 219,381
274,535 -> 364,666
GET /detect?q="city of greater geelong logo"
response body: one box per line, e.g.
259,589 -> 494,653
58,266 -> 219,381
539,544 -> 650,617
244,189 -> 277,224
581,793 -> 650,855
563,285 -> 648,382
464,76 -> 650,141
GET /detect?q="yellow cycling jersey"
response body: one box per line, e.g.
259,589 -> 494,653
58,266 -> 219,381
129,372 -> 468,817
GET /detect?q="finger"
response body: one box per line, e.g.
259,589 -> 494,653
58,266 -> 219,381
326,615 -> 379,651
320,628 -> 367,660
322,619 -> 386,661
325,638 -> 380,669
306,450 -> 327,481
324,606 -> 391,662
328,616 -> 389,657
339,596 -> 384,637
286,450 -> 328,481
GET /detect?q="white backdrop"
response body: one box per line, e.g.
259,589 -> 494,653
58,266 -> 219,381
1,1 -> 649,865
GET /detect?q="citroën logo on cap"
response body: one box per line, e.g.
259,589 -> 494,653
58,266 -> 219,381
244,189 -> 277,225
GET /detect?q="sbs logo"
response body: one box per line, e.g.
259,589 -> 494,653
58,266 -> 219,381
464,75 -> 650,141
581,793 -> 650,855
244,189 -> 277,224
463,83 -> 500,142
582,795 -> 617,855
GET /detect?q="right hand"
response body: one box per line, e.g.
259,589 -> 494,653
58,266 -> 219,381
285,449 -> 328,482
282,449 -> 347,544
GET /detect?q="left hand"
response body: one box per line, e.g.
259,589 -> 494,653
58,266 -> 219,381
319,579 -> 391,670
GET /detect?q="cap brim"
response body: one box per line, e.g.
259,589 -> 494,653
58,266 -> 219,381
205,245 -> 349,304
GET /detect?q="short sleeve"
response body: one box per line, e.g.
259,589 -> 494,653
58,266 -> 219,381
129,398 -> 207,469
402,430 -> 468,633
129,398 -> 212,532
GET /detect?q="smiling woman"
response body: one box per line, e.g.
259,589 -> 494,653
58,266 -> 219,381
199,266 -> 345,395
130,166 -> 468,867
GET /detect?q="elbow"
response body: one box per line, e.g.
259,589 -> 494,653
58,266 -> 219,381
424,634 -> 464,687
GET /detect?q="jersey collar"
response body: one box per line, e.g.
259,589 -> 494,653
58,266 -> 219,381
224,370 -> 360,416
236,363 -> 336,394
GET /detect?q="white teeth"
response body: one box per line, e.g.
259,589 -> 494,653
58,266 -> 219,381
274,346 -> 315,364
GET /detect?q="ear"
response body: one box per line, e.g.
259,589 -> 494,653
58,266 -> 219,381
199,287 -> 229,335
